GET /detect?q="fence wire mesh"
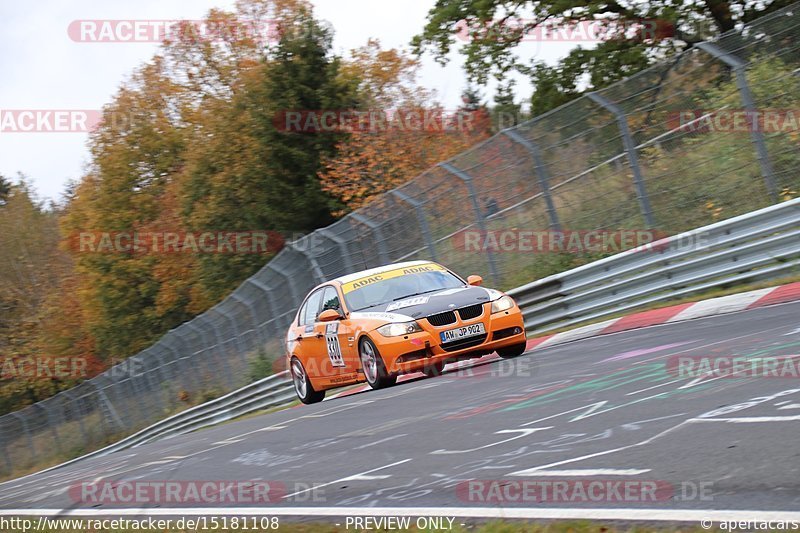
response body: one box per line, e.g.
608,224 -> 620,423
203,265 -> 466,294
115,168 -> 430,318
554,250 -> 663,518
2,3 -> 799,477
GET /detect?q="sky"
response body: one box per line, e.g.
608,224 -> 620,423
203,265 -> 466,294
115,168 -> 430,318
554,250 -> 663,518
0,0 -> 576,203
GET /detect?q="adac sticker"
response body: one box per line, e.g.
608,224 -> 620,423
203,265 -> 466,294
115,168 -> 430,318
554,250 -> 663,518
341,263 -> 446,293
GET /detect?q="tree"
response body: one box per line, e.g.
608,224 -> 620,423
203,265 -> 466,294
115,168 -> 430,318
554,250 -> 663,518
412,0 -> 794,113
491,80 -> 523,130
318,47 -> 492,213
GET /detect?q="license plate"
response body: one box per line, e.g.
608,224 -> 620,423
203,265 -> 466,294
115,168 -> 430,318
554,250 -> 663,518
440,322 -> 486,343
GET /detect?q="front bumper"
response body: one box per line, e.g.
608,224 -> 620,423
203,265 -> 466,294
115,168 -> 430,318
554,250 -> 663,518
374,302 -> 526,375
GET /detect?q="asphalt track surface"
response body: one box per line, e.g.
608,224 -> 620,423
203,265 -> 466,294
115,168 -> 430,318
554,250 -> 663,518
2,300 -> 800,519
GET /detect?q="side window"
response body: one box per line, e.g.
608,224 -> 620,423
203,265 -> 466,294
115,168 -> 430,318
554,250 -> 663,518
300,289 -> 324,325
321,286 -> 341,313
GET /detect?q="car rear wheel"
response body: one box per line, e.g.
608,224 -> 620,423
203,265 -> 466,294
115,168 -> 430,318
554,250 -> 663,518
291,357 -> 325,404
422,360 -> 446,377
497,342 -> 527,359
360,337 -> 397,389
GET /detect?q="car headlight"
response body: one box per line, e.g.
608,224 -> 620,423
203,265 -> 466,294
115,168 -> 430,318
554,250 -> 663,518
491,295 -> 515,313
377,321 -> 423,337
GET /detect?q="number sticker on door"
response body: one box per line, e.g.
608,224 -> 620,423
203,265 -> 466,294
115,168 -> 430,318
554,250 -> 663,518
325,322 -> 345,367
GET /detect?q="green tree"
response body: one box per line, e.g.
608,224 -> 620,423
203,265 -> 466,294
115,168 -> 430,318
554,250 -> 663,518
413,0 -> 795,113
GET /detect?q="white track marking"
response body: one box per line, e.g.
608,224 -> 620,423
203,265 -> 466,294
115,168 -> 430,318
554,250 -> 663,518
626,379 -> 683,396
354,434 -> 407,450
507,420 -> 691,476
3,507 -> 800,522
689,415 -> 800,423
430,428 -> 551,455
281,459 -> 412,499
509,468 -> 651,476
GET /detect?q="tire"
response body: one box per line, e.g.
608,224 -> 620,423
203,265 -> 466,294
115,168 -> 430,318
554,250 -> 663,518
359,337 -> 397,389
497,342 -> 527,359
290,357 -> 325,404
422,360 -> 446,377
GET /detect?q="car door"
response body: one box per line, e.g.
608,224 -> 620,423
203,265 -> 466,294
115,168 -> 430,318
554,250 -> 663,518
319,285 -> 361,378
295,288 -> 326,380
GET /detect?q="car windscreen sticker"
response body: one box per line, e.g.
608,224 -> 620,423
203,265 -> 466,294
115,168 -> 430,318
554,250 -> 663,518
341,263 -> 446,293
349,311 -> 413,322
385,296 -> 429,312
325,322 -> 345,367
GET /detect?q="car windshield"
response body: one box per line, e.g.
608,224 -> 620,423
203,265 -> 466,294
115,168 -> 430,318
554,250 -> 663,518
344,269 -> 464,311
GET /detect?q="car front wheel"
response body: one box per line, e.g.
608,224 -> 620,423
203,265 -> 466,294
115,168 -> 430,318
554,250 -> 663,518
291,357 -> 325,404
360,337 -> 397,389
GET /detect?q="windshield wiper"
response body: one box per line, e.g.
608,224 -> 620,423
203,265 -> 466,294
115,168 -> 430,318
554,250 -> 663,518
392,288 -> 444,301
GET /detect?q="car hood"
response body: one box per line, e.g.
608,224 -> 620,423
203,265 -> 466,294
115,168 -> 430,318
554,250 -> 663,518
349,286 -> 500,323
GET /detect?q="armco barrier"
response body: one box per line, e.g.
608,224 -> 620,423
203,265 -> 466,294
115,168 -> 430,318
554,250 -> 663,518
509,197 -> 800,334
62,197 -> 796,459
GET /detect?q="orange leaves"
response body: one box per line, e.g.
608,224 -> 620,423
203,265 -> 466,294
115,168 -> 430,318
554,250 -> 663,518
319,122 -> 491,214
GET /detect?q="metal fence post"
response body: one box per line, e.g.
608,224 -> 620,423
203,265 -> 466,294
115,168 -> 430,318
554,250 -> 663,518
230,293 -> 262,347
37,404 -> 61,453
61,390 -> 88,445
317,228 -> 355,275
191,316 -> 234,390
11,413 -> 35,462
349,212 -> 390,265
212,306 -> 248,370
265,265 -> 297,301
389,190 -> 438,261
89,381 -> 125,434
186,321 -> 225,391
0,430 -> 11,475
246,278 -> 282,341
290,241 -> 325,284
587,92 -> 656,228
440,162 -> 501,285
696,41 -> 779,202
502,129 -> 561,230
163,338 -> 197,396
174,327 -> 208,396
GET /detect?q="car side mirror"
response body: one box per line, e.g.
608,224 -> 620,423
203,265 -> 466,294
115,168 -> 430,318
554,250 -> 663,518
318,309 -> 342,322
467,275 -> 483,286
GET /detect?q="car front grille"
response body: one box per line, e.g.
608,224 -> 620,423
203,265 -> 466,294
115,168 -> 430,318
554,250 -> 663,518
426,311 -> 457,327
458,303 -> 484,321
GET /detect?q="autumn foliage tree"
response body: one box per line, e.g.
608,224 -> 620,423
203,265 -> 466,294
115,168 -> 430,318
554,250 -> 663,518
319,41 -> 492,213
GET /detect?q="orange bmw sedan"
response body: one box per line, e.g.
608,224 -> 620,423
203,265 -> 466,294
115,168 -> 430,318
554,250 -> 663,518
285,261 -> 527,404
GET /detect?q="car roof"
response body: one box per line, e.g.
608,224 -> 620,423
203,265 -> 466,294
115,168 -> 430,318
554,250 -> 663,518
330,260 -> 439,286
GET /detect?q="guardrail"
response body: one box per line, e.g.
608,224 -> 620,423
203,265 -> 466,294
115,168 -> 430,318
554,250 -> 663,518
77,198 -> 800,458
87,372 -> 294,459
508,197 -> 800,334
